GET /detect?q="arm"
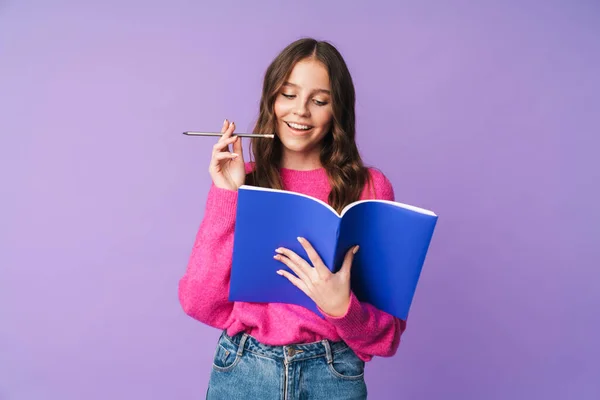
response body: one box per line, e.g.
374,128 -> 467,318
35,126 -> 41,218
178,184 -> 238,329
320,294 -> 407,361
273,168 -> 407,361
323,168 -> 407,361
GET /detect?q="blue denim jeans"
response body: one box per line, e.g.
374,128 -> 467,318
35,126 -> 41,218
206,331 -> 367,399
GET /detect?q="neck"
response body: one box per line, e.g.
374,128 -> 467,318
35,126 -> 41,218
280,148 -> 322,171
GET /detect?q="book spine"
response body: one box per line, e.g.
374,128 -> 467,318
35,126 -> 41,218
331,220 -> 341,272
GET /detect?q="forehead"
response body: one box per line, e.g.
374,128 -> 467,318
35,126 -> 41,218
286,59 -> 330,90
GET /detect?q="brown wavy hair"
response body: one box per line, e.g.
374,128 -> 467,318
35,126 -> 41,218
245,38 -> 373,213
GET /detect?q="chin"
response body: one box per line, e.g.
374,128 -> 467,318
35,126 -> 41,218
278,137 -> 315,153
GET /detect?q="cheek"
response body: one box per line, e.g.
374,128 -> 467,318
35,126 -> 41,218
274,98 -> 292,118
314,107 -> 334,128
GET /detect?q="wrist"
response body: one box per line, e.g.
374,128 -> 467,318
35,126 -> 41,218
321,295 -> 351,318
213,181 -> 239,191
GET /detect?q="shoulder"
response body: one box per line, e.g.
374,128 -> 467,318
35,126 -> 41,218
244,161 -> 255,174
363,167 -> 395,201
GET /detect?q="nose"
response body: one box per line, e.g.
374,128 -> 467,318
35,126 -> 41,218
292,98 -> 310,117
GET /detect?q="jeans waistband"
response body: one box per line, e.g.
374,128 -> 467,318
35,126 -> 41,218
222,331 -> 350,364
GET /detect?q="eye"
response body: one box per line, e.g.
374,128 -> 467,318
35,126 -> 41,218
313,99 -> 328,106
281,93 -> 296,99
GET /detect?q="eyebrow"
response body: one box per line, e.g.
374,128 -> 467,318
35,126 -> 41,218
283,82 -> 331,95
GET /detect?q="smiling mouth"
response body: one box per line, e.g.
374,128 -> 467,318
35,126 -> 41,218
285,121 -> 313,131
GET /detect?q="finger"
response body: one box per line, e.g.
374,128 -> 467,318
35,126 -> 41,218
339,245 -> 359,276
221,121 -> 235,140
217,119 -> 230,144
212,152 -> 239,163
232,135 -> 243,157
274,253 -> 310,283
217,121 -> 235,152
297,237 -> 330,277
220,119 -> 229,134
275,247 -> 312,277
212,135 -> 238,156
276,269 -> 310,296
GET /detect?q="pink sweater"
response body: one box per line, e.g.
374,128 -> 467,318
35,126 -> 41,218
178,164 -> 407,361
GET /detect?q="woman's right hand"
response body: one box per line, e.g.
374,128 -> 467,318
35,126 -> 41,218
209,119 -> 246,191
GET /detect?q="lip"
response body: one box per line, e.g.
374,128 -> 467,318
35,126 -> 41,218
284,121 -> 314,135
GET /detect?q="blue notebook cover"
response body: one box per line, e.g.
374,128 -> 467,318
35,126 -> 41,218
229,185 -> 438,320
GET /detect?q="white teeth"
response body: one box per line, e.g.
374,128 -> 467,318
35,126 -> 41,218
287,122 -> 311,130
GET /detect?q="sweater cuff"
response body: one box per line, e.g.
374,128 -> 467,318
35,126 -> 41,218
321,292 -> 365,330
204,184 -> 239,231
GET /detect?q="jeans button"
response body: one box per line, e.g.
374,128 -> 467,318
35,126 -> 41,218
287,347 -> 295,357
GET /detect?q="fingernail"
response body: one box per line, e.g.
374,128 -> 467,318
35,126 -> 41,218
297,237 -> 304,243
276,270 -> 283,275
224,119 -> 228,124
231,153 -> 238,158
353,245 -> 360,254
275,248 -> 283,253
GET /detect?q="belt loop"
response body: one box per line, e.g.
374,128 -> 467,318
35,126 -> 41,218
237,333 -> 248,357
322,340 -> 333,364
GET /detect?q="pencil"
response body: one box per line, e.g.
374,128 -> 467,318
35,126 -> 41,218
183,131 -> 275,138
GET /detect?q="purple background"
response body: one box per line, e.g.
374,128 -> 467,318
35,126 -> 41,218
1,1 -> 598,399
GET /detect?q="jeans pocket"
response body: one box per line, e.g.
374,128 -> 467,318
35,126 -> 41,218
327,348 -> 365,380
212,334 -> 242,372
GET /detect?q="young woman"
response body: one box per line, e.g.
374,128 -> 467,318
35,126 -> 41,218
179,38 -> 406,399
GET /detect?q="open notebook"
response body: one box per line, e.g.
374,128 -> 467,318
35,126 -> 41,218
229,185 -> 438,320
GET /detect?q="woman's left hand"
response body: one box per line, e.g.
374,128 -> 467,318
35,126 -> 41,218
274,237 -> 359,318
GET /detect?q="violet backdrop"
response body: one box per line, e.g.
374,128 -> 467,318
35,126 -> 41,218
1,0 -> 598,399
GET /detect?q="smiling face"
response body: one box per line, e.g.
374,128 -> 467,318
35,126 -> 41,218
273,58 -> 333,169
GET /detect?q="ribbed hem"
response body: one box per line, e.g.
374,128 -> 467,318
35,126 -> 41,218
320,292 -> 366,330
